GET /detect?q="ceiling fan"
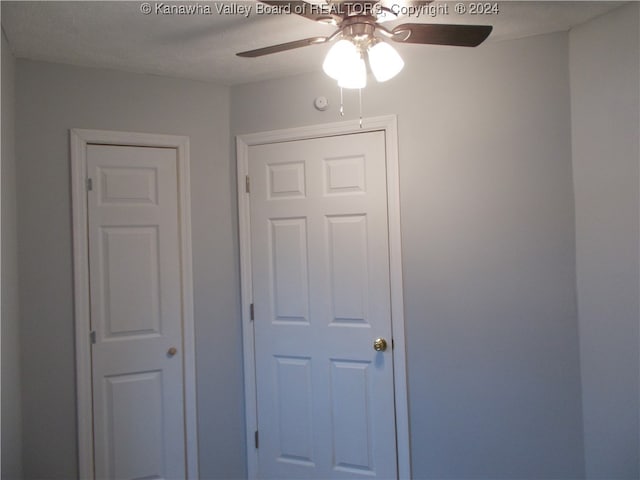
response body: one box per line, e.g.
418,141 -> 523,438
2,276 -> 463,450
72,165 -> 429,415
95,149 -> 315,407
238,0 -> 492,57
237,0 -> 492,87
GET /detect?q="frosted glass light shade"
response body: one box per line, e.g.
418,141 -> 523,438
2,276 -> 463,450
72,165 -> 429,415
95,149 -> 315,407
337,56 -> 367,89
368,41 -> 404,82
323,40 -> 360,81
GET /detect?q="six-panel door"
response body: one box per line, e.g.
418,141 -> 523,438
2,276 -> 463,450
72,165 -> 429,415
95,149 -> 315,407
249,131 -> 397,479
87,144 -> 187,480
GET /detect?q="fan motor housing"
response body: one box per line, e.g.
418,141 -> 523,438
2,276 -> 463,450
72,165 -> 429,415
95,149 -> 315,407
342,18 -> 377,41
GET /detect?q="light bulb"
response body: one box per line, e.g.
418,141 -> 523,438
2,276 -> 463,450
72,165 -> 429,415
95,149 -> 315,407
323,40 -> 359,81
337,56 -> 367,89
368,41 -> 404,82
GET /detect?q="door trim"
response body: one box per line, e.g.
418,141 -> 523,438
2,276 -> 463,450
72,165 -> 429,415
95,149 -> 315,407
236,115 -> 410,479
70,129 -> 199,480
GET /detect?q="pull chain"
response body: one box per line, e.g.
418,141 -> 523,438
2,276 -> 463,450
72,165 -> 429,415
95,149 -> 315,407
358,88 -> 363,128
336,87 -> 363,127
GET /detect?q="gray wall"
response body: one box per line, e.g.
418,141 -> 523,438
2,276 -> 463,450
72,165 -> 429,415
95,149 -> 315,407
232,31 -> 585,479
15,61 -> 245,479
570,4 -> 640,479
1,29 -> 23,480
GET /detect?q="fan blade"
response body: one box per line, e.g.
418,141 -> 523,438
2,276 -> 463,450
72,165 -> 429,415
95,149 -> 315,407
237,36 -> 328,57
260,1 -> 342,24
391,23 -> 492,47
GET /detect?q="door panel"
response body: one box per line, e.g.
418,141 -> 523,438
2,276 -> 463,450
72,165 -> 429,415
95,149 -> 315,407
87,144 -> 186,480
327,215 -> 369,324
275,355 -> 314,464
104,370 -> 164,479
270,218 -> 309,323
249,131 -> 397,479
330,359 -> 374,474
99,226 -> 161,337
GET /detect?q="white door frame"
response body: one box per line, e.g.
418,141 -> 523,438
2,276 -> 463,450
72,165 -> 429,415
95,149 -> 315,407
70,129 -> 199,480
237,115 -> 410,479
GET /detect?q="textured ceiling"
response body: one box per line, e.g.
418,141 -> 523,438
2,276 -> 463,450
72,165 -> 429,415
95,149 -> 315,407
1,1 -> 624,85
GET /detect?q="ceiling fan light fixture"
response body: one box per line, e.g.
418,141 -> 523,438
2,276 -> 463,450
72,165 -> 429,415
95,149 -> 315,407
368,40 -> 404,82
322,39 -> 360,81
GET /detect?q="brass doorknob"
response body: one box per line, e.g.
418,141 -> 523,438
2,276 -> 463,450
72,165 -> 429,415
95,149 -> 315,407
167,347 -> 178,357
373,338 -> 387,352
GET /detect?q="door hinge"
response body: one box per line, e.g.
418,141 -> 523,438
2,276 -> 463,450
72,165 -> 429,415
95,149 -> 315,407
245,175 -> 250,194
254,430 -> 259,449
86,178 -> 93,191
90,330 -> 96,344
250,303 -> 254,321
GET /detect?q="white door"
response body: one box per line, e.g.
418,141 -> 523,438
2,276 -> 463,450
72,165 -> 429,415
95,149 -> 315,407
86,144 -> 187,480
249,131 -> 398,479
